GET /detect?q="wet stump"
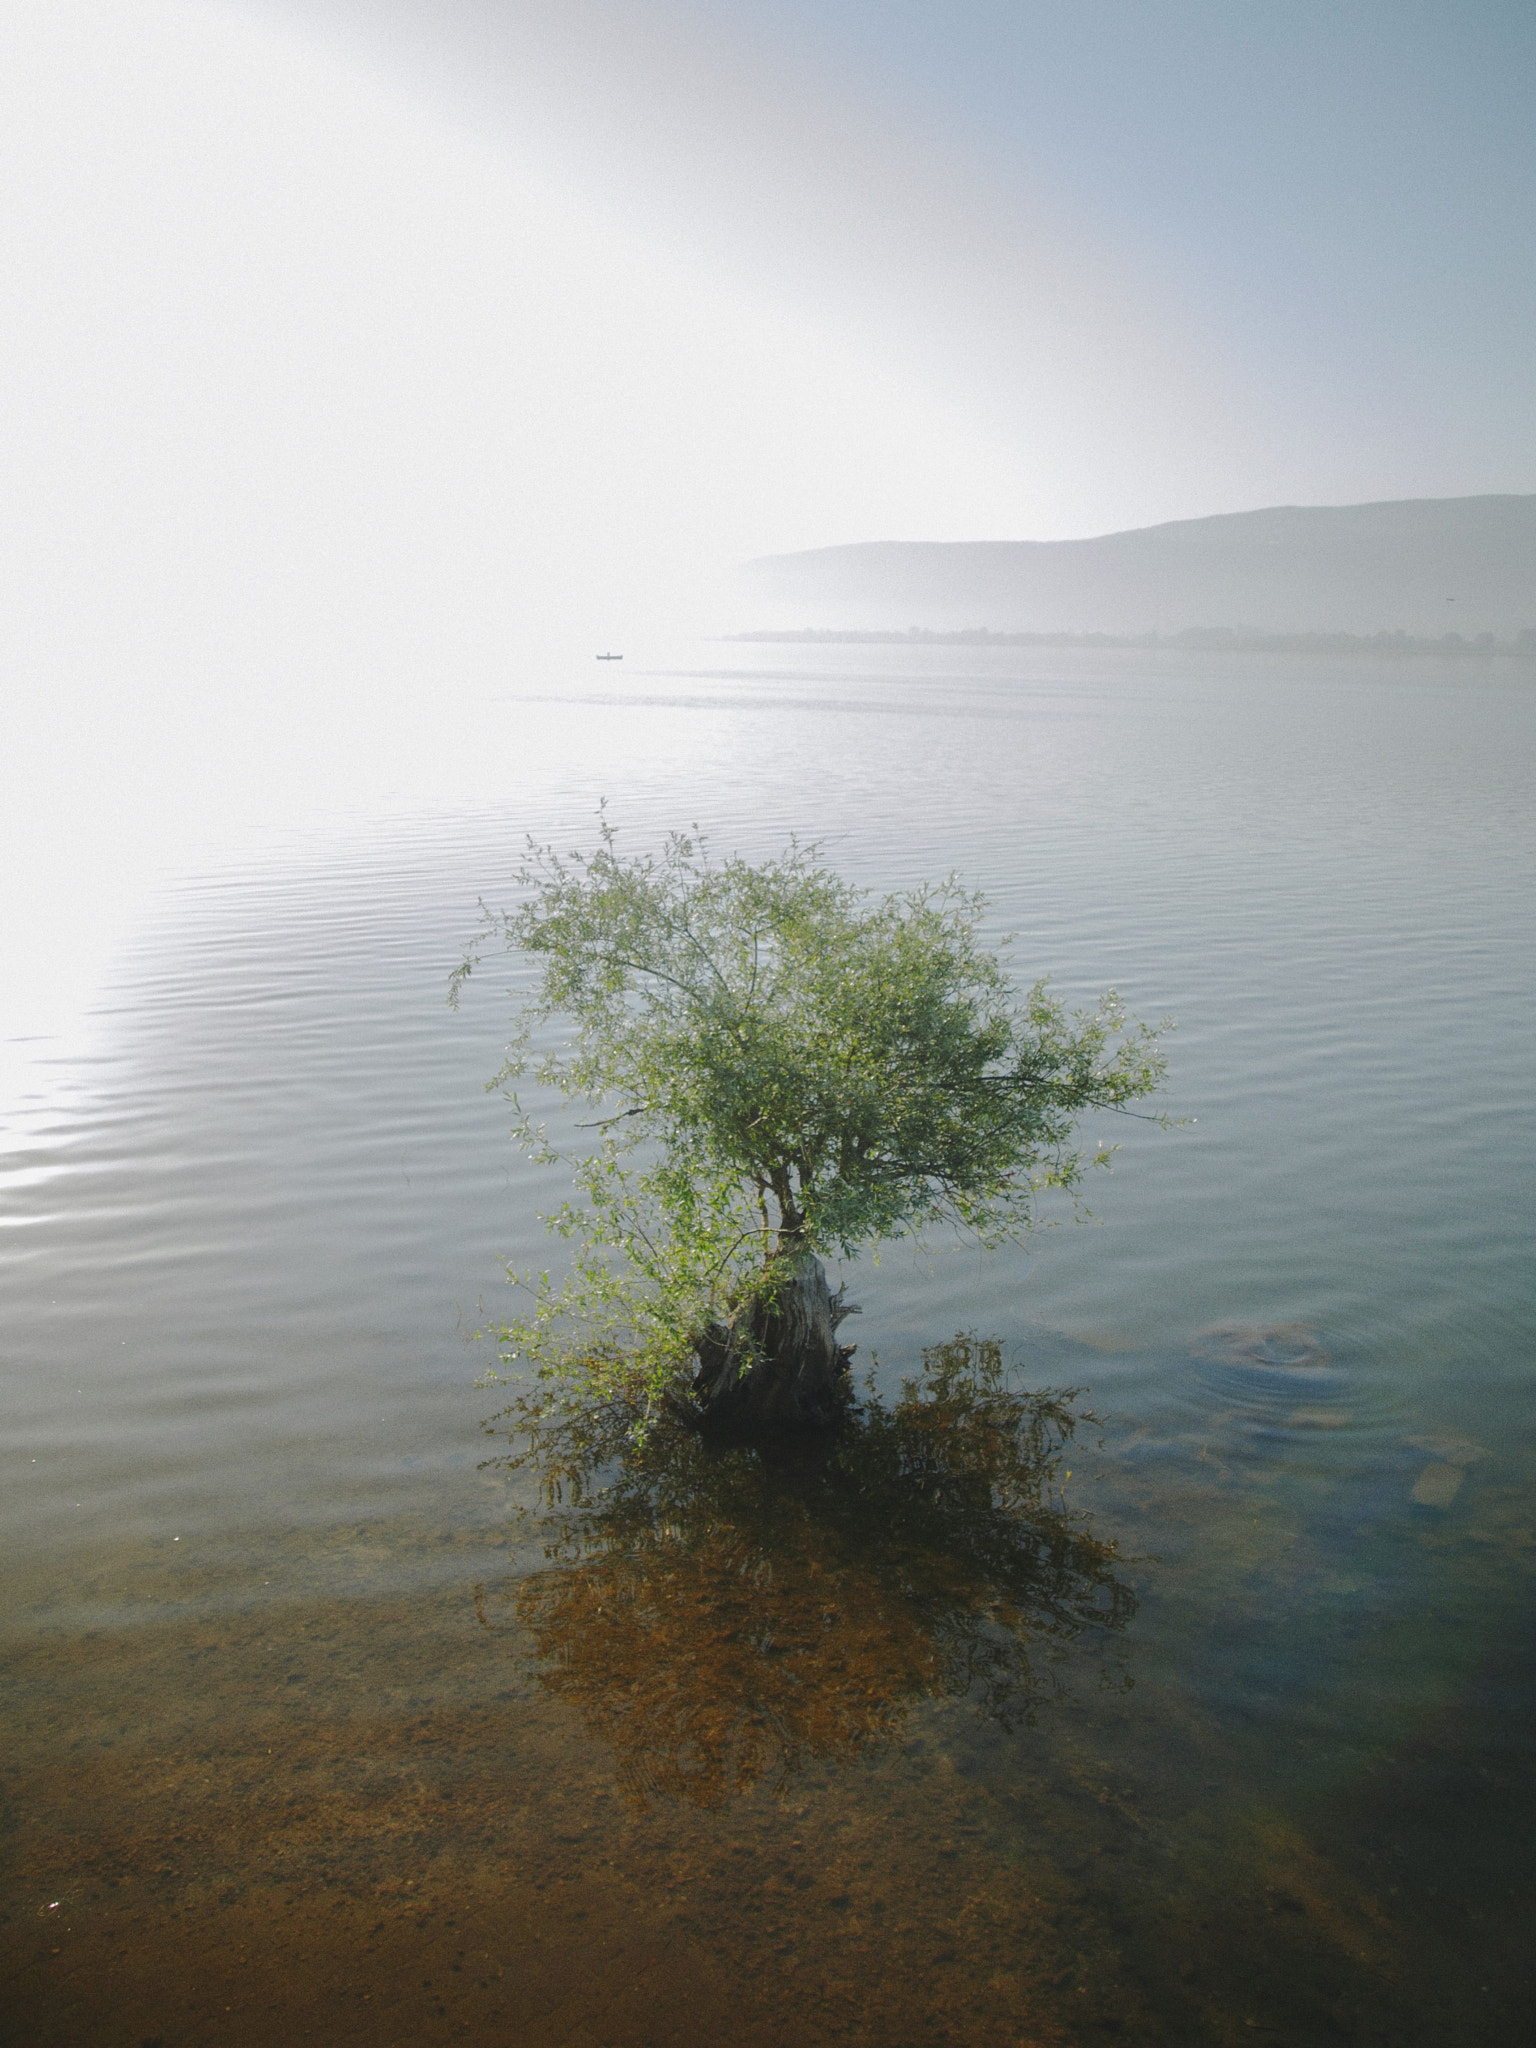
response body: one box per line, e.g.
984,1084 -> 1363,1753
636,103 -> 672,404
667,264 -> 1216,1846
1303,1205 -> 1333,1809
691,1252 -> 859,1434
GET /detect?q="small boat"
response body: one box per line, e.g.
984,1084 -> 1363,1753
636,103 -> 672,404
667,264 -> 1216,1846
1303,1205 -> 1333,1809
596,652 -> 624,662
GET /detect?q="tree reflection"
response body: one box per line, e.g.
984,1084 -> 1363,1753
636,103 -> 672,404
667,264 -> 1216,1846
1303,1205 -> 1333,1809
481,1338 -> 1137,1807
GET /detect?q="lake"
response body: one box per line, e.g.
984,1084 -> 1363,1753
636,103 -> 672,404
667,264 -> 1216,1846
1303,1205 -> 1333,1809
4,643 -> 1533,2045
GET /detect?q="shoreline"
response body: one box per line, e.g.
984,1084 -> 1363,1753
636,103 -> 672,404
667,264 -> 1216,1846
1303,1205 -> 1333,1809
729,625 -> 1536,658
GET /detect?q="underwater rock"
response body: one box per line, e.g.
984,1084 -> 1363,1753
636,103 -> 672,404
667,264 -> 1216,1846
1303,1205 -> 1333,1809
1189,1322 -> 1330,1372
1410,1464 -> 1464,1509
1405,1428 -> 1490,1467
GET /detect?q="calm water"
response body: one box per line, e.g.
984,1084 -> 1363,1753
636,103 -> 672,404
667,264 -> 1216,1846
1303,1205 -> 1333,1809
4,645 -> 1534,2045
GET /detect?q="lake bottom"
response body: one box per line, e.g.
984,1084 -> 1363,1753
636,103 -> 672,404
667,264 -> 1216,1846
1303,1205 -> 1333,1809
7,1383 -> 1530,2048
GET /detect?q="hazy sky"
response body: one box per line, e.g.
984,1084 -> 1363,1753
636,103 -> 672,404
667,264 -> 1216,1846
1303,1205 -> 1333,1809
3,1 -> 1533,1061
4,0 -> 1532,629
246,0 -> 1536,532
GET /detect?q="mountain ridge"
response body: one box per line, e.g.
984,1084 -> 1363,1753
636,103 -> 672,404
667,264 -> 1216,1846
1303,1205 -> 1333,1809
737,494 -> 1536,638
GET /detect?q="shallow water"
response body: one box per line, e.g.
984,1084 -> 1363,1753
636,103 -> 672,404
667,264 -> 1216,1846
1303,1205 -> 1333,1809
3,645 -> 1534,2043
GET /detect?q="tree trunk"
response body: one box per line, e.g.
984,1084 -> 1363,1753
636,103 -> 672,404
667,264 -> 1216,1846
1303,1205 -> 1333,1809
690,1252 -> 859,1434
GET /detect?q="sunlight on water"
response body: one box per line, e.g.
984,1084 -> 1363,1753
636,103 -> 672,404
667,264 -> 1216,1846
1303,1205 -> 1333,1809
3,646 -> 1533,2044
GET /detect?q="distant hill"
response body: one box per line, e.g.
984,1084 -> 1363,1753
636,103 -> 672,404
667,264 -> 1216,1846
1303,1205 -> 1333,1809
738,495 -> 1536,639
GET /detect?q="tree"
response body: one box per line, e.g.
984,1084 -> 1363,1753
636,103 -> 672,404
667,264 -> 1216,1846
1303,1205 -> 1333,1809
453,820 -> 1166,1435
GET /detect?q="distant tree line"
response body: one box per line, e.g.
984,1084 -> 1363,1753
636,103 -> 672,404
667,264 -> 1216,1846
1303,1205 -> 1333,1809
732,626 -> 1536,657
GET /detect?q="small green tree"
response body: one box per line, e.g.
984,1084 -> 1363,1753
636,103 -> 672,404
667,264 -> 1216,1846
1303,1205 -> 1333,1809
453,821 -> 1166,1434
